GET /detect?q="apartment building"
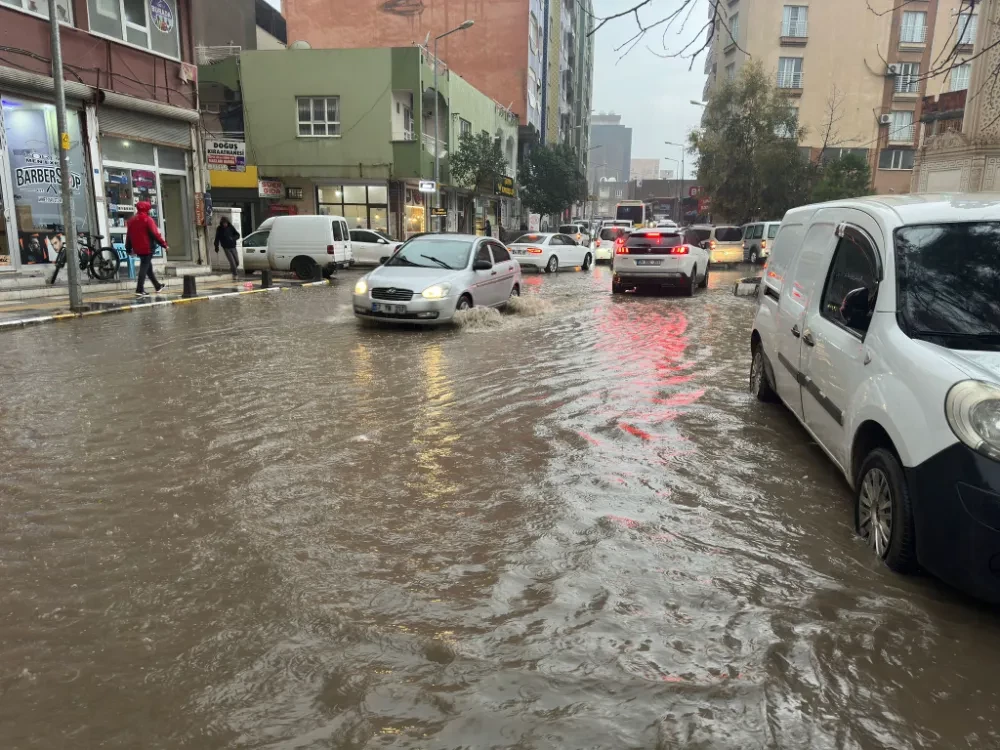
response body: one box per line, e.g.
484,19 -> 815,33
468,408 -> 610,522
703,0 -> 978,193
281,0 -> 595,161
0,0 -> 205,276
589,113 -> 632,215
630,158 -> 661,181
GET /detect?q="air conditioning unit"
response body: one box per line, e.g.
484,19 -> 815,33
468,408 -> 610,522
886,63 -> 900,76
879,113 -> 893,125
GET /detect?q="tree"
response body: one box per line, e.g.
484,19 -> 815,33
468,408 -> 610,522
448,131 -> 509,191
689,61 -> 813,224
518,143 -> 588,217
812,154 -> 872,202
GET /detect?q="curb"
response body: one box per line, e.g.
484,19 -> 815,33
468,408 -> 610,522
0,280 -> 333,332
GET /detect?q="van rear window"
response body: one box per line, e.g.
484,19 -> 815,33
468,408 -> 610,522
626,232 -> 682,248
559,225 -> 580,234
715,227 -> 743,242
600,228 -> 622,241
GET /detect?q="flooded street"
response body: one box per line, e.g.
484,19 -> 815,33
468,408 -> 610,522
2,265 -> 999,749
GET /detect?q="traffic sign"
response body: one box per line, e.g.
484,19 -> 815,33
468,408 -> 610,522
418,180 -> 437,193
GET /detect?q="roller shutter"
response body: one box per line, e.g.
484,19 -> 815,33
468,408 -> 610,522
98,107 -> 191,148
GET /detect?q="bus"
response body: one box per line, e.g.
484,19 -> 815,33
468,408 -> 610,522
615,200 -> 653,228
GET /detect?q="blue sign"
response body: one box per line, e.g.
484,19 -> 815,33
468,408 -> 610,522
149,0 -> 174,33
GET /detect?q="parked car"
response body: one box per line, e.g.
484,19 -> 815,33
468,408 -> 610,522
684,224 -> 744,265
594,226 -> 628,264
353,234 -> 521,325
559,223 -> 592,246
350,228 -> 401,266
742,221 -> 781,264
611,228 -> 710,295
508,232 -> 594,273
749,194 -> 1000,602
240,215 -> 353,279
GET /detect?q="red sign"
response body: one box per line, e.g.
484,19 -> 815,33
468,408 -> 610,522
689,186 -> 703,198
268,204 -> 299,216
698,197 -> 711,213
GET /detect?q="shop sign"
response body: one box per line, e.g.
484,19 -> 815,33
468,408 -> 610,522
14,162 -> 83,202
431,207 -> 447,217
205,140 -> 246,172
149,0 -> 175,33
268,204 -> 299,216
258,179 -> 283,198
418,180 -> 437,193
285,187 -> 304,200
689,186 -> 703,198
194,192 -> 206,227
494,176 -> 515,198
698,197 -> 711,213
528,213 -> 541,232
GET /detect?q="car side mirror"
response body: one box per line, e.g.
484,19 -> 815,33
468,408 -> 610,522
840,287 -> 872,329
379,256 -> 390,265
472,259 -> 492,271
378,238 -> 388,244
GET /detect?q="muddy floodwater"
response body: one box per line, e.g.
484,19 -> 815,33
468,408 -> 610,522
2,266 -> 999,749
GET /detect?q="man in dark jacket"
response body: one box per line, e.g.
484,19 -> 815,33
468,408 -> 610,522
213,216 -> 241,279
126,200 -> 168,297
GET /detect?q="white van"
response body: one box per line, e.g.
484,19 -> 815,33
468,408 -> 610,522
239,215 -> 353,279
749,194 -> 1000,602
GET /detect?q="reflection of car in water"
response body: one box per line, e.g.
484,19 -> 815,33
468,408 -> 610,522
749,193 -> 1000,603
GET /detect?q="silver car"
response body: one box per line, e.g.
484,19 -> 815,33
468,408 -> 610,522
352,234 -> 522,325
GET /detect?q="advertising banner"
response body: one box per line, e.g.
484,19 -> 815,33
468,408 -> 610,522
205,140 -> 246,172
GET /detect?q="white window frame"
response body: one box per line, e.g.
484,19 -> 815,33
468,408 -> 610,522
1,0 -> 73,23
728,13 -> 739,46
777,57 -> 803,89
958,12 -> 978,45
725,63 -> 735,81
782,5 -> 808,38
895,62 -> 920,94
529,12 -> 539,54
900,11 -> 927,44
950,63 -> 971,92
296,96 -> 341,138
889,110 -> 915,142
459,118 -> 472,138
880,148 -> 914,170
86,0 -> 181,60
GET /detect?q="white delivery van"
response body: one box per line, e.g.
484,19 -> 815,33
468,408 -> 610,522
749,193 -> 1000,602
239,215 -> 353,279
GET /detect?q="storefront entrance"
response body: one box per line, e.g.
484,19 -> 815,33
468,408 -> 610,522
161,175 -> 191,261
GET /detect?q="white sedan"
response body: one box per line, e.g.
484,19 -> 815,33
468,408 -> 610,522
349,228 -> 401,266
508,232 -> 594,273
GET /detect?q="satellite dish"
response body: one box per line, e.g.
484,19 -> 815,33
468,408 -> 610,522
290,40 -> 312,49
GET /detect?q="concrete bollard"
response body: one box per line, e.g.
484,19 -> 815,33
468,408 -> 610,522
733,276 -> 762,297
261,269 -> 272,289
182,275 -> 197,298
311,263 -> 323,282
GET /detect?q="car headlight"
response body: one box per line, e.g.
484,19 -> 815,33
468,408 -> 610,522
945,380 -> 1000,462
354,278 -> 368,295
421,283 -> 452,299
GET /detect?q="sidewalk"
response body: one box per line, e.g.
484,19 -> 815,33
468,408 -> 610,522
0,275 -> 333,330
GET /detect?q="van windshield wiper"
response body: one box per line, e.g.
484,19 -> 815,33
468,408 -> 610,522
420,255 -> 453,270
915,330 -> 1000,341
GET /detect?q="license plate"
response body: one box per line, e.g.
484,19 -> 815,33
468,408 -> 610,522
372,303 -> 404,314
512,248 -> 524,255
635,259 -> 662,266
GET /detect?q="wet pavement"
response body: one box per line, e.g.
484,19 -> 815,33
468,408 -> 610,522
1,264 -> 997,749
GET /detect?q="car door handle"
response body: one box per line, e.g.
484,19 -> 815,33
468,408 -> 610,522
491,271 -> 497,276
791,325 -> 801,338
802,330 -> 815,347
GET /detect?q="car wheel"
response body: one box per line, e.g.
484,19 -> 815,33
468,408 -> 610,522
510,284 -> 520,298
750,250 -> 759,264
582,253 -> 593,271
856,448 -> 918,573
457,294 -> 473,311
685,266 -> 697,296
750,345 -> 779,403
611,277 -> 624,294
699,264 -> 710,289
292,257 -> 314,280
546,255 -> 559,274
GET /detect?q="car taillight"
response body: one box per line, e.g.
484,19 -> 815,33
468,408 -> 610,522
596,239 -> 601,247
526,246 -> 543,254
576,233 -> 582,241
761,239 -> 767,249
669,245 -> 689,255
616,245 -> 629,254
743,242 -> 747,249
327,244 -> 335,254
710,240 -> 717,250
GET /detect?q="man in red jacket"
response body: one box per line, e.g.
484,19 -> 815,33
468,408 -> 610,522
126,200 -> 169,297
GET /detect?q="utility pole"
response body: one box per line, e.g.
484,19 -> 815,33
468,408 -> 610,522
48,0 -> 84,310
433,20 -> 474,233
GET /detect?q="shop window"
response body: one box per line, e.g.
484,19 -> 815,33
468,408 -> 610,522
368,185 -> 388,204
100,137 -> 155,165
158,147 -> 186,170
343,185 -> 366,204
2,97 -> 91,266
87,0 -> 181,59
1,0 -> 73,22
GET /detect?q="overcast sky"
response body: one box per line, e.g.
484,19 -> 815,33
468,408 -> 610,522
591,0 -> 707,178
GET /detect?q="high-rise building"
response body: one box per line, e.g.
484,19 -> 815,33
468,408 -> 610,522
589,114 -> 632,216
703,0 -> 977,194
630,159 -> 660,181
282,0 -> 594,162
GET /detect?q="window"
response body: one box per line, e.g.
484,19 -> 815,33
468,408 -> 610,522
890,110 -> 915,142
782,5 -> 808,37
878,148 -> 915,170
529,12 -> 540,53
821,147 -> 869,164
491,244 -> 511,262
894,62 -> 920,94
959,12 -> 978,45
767,224 -> 780,239
900,11 -> 927,43
331,220 -> 345,242
87,0 -> 180,58
243,230 -> 270,248
820,227 -> 880,335
725,63 -> 736,80
777,57 -> 803,88
1,0 -> 73,22
460,118 -> 472,138
403,105 -> 413,139
727,13 -> 739,46
297,96 -> 340,137
714,226 -> 744,243
751,224 -> 764,240
475,243 -> 493,264
951,63 -> 971,91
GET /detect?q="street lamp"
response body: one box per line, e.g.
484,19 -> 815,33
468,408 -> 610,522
690,100 -> 707,107
664,140 -> 685,197
433,19 -> 474,230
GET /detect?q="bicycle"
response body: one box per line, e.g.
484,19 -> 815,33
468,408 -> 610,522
49,232 -> 121,284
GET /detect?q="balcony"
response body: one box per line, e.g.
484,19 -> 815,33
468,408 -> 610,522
899,26 -> 927,46
422,133 -> 448,159
777,71 -> 803,90
780,21 -> 807,45
889,125 -> 916,143
392,129 -> 415,142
